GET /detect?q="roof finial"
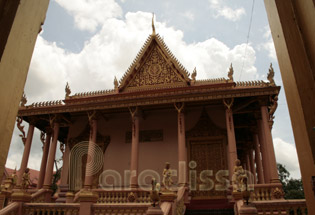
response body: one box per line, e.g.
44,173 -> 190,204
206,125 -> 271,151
191,67 -> 197,82
114,76 -> 118,90
267,63 -> 275,86
152,13 -> 156,35
228,63 -> 234,82
65,82 -> 71,98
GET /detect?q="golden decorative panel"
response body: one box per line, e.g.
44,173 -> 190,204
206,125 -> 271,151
127,46 -> 184,89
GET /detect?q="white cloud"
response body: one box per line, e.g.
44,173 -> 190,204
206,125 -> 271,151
23,11 -> 258,104
209,0 -> 246,22
55,0 -> 122,32
261,26 -> 277,60
273,137 -> 301,179
182,11 -> 195,21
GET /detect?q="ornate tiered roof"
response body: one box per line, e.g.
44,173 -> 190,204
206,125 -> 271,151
18,26 -> 279,115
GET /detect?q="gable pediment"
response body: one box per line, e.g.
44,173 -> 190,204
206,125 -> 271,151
119,35 -> 191,92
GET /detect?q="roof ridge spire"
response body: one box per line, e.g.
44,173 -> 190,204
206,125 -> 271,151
152,13 -> 156,36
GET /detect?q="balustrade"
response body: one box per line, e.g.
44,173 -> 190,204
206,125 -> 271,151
23,203 -> 80,215
94,189 -> 151,204
254,200 -> 307,215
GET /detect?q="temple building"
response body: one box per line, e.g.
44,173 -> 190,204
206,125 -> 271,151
0,24 -> 307,215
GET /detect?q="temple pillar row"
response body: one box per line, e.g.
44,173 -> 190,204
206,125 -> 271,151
129,107 -> 139,188
224,99 -> 238,181
17,123 -> 35,185
175,102 -> 187,186
258,119 -> 270,183
37,130 -> 51,189
43,122 -> 60,189
84,117 -> 98,189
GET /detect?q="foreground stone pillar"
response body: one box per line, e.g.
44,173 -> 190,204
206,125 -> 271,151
224,99 -> 238,181
84,117 -> 97,189
175,103 -> 186,186
37,130 -> 51,189
0,0 -> 49,178
254,134 -> 264,184
129,107 -> 139,188
264,1 -> 315,212
260,106 -> 280,183
17,123 -> 35,185
43,122 -> 59,190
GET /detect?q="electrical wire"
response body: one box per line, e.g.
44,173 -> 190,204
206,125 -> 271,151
239,0 -> 255,81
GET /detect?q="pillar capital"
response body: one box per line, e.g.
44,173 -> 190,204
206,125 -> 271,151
174,102 -> 185,113
223,98 -> 234,110
128,106 -> 139,118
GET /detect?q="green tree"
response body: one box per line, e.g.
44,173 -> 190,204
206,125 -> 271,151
277,163 -> 305,199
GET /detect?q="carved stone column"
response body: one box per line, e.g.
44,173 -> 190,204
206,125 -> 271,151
258,119 -> 270,183
254,134 -> 264,184
84,111 -> 98,189
223,98 -> 238,181
175,102 -> 187,186
43,121 -> 60,190
260,106 -> 280,183
17,122 -> 35,185
129,107 -> 139,188
37,129 -> 51,189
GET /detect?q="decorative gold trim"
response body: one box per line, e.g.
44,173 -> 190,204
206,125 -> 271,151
223,98 -> 234,110
18,87 -> 280,117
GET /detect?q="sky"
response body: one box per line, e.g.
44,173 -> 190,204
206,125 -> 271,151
6,0 -> 301,179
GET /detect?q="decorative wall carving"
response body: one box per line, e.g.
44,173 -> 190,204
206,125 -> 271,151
186,109 -> 227,199
127,46 -> 184,89
125,129 -> 163,143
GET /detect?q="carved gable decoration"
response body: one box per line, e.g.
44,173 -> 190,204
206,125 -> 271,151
186,108 -> 226,138
119,35 -> 191,92
128,46 -> 183,88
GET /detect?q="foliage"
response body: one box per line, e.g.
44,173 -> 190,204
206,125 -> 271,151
51,157 -> 63,196
277,163 -> 305,199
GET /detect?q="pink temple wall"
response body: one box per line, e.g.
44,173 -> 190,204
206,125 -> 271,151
67,106 -> 226,188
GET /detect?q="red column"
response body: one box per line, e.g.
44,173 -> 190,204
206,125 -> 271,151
177,111 -> 187,186
260,106 -> 280,183
60,143 -> 70,186
43,123 -> 59,189
258,120 -> 270,183
17,123 -> 35,185
37,131 -> 51,189
225,108 -> 238,181
249,149 -> 257,184
130,108 -> 139,188
84,119 -> 97,189
254,134 -> 264,184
